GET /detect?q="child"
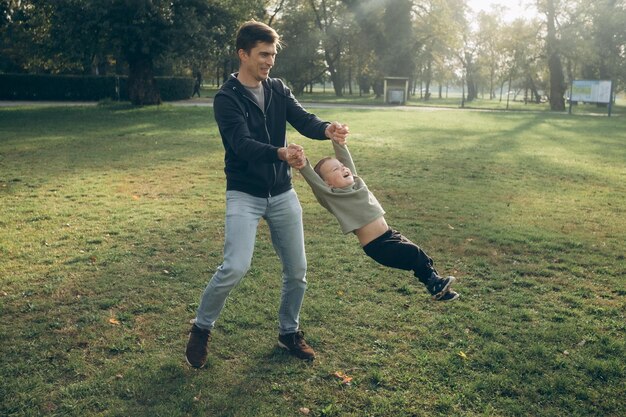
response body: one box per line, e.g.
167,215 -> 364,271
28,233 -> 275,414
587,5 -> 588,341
295,138 -> 459,301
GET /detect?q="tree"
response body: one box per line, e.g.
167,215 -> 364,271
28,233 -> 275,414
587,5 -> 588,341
344,0 -> 384,96
308,0 -> 351,96
537,0 -> 566,110
0,0 -> 58,73
499,17 -> 545,103
105,0 -> 234,105
381,0 -> 416,78
579,0 -> 626,95
272,2 -> 325,95
347,0 -> 421,98
0,1 -> 239,105
474,10 -> 505,99
413,0 -> 467,100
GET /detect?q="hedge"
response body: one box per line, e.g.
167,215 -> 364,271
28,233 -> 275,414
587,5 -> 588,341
0,74 -> 194,101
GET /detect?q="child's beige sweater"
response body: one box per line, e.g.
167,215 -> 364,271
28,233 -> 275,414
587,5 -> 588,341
299,141 -> 385,234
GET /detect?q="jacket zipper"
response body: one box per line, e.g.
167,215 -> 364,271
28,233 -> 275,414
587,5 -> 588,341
234,84 -> 277,197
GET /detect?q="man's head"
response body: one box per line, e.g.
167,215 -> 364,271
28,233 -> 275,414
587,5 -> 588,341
236,21 -> 282,85
236,20 -> 281,55
314,157 -> 355,188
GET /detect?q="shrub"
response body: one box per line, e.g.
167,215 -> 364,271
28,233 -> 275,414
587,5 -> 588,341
0,74 -> 193,101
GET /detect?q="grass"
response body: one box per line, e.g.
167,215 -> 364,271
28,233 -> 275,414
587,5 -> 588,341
1,103 -> 625,416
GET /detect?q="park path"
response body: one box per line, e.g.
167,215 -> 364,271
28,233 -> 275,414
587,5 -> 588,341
0,98 -> 454,112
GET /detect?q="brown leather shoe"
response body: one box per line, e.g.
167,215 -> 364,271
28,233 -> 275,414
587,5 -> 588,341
185,324 -> 211,368
278,330 -> 316,360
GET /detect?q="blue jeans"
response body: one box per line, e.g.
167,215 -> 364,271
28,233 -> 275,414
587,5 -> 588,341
195,189 -> 307,335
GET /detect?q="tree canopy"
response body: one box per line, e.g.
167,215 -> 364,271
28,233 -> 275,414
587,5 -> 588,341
1,0 -> 624,107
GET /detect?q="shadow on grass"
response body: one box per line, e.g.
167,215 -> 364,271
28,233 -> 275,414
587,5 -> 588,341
0,106 -> 223,185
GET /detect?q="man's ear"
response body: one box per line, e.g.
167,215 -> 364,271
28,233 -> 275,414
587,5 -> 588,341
237,49 -> 248,62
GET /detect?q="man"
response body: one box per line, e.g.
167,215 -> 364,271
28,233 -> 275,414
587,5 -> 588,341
185,20 -> 349,368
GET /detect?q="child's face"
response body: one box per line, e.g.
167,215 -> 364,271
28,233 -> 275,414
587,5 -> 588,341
320,158 -> 354,188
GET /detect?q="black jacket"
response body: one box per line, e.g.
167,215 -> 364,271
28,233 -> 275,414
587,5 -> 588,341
213,74 -> 329,198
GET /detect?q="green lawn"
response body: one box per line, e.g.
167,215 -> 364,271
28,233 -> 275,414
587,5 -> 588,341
1,104 -> 624,416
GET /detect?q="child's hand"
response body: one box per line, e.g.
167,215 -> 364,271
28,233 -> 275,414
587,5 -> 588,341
325,121 -> 349,145
287,143 -> 306,169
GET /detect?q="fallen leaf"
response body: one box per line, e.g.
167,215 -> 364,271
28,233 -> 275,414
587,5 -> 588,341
299,408 -> 310,415
109,318 -> 121,325
333,371 -> 353,384
458,351 -> 468,360
132,195 -> 140,200
448,224 -> 455,230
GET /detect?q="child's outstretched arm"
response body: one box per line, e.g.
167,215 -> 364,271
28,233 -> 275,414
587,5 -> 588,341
332,140 -> 357,176
297,157 -> 329,190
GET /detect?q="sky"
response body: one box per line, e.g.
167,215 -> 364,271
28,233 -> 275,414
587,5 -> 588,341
466,0 -> 538,22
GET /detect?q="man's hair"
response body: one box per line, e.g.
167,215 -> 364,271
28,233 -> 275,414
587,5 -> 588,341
236,20 -> 282,54
313,157 -> 333,179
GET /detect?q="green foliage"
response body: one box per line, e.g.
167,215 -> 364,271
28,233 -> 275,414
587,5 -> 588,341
0,105 -> 625,416
154,77 -> 195,101
0,74 -> 194,101
272,2 -> 325,95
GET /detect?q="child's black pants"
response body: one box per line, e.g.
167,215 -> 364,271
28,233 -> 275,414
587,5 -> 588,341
362,228 -> 435,283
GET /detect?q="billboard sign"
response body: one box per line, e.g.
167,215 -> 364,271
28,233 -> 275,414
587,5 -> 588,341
570,80 -> 612,103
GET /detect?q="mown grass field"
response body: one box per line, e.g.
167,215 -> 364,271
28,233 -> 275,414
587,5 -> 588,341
0,103 -> 624,416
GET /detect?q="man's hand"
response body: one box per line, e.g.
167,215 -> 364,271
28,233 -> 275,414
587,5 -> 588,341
325,121 -> 349,145
278,143 -> 306,169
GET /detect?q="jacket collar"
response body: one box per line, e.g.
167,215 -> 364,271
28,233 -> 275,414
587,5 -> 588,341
226,73 -> 272,108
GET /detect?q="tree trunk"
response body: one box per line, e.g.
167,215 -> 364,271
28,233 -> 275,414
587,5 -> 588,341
527,75 -> 541,103
127,54 -> 161,105
466,76 -> 477,101
424,60 -> 432,100
465,53 -> 477,101
326,50 -> 343,97
347,66 -> 353,95
545,0 -> 565,111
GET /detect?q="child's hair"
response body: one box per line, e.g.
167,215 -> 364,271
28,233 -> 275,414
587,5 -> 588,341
236,20 -> 282,54
313,157 -> 333,179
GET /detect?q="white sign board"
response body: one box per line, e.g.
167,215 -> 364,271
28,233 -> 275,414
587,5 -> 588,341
571,80 -> 612,103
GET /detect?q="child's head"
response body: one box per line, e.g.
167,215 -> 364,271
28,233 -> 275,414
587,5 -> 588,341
314,157 -> 354,188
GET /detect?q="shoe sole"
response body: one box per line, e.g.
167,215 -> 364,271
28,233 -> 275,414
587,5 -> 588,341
185,355 -> 205,369
432,277 -> 456,300
439,291 -> 460,302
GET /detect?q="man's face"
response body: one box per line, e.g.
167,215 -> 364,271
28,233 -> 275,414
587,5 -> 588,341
320,158 -> 354,188
239,41 -> 277,83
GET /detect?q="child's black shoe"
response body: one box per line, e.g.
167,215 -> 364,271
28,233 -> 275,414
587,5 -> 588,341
425,273 -> 455,300
437,289 -> 460,301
